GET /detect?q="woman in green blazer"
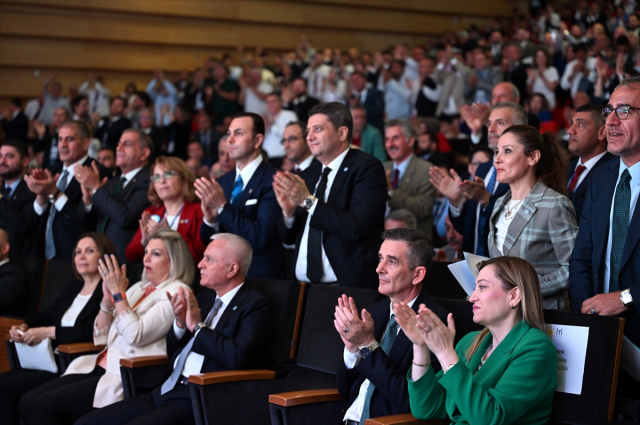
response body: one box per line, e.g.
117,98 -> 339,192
394,256 -> 557,425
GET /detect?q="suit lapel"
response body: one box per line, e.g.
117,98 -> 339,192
213,283 -> 250,332
398,155 -> 418,189
327,149 -> 355,206
118,167 -> 148,198
501,182 -> 545,255
232,161 -> 267,208
593,160 -> 620,282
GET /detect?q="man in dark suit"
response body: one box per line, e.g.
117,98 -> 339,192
570,78 -> 640,398
196,112 -> 285,279
191,114 -> 223,163
348,71 -> 385,134
95,97 -> 132,150
0,98 -> 29,142
75,129 -> 152,263
502,43 -> 529,106
274,102 -> 388,288
0,229 -> 26,316
25,121 -> 110,260
565,104 -> 613,223
75,233 -> 273,425
0,140 -> 37,257
336,228 -> 448,422
138,108 -> 165,161
431,102 -> 526,255
283,77 -> 319,121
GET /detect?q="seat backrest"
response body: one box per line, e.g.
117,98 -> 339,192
39,258 -> 77,312
545,310 -> 624,425
434,297 -> 483,345
424,262 -> 468,300
296,284 -> 385,375
246,277 -> 305,364
10,257 -> 47,316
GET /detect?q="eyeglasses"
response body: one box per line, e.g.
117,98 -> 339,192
150,170 -> 178,182
602,105 -> 640,121
281,136 -> 302,145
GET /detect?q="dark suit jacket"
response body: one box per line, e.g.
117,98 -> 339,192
1,111 -> 29,142
200,160 -> 285,279
505,63 -> 529,106
283,96 -> 319,121
570,157 -> 640,346
96,116 -> 132,150
363,88 -> 385,134
449,161 -> 509,254
0,178 -> 37,257
25,280 -> 102,348
336,290 -> 449,419
279,149 -> 388,288
32,157 -> 111,259
565,152 -> 614,224
78,167 -> 151,263
145,127 -> 165,161
33,129 -> 62,170
164,283 -> 272,374
0,260 -> 27,316
192,129 -> 224,162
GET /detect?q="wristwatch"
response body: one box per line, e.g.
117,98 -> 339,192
302,195 -> 316,210
620,289 -> 634,308
443,363 -> 457,374
193,322 -> 209,333
359,341 -> 380,359
111,292 -> 127,303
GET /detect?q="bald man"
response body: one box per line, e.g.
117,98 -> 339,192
0,228 -> 27,315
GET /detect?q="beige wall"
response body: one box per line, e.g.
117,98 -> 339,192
0,0 -> 522,107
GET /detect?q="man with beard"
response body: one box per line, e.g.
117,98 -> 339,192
0,140 -> 37,257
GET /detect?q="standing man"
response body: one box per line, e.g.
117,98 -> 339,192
282,121 -> 315,173
75,129 -> 152,263
383,119 -> 436,238
348,71 -> 385,134
350,106 -> 387,163
192,114 -> 222,164
565,104 -> 613,223
336,228 -> 448,423
0,141 -> 37,257
283,78 -> 320,121
138,108 -> 166,161
263,93 -> 298,168
196,113 -> 285,279
95,97 -> 132,150
378,60 -> 413,120
1,99 -> 29,142
570,77 -> 640,396
274,102 -> 387,288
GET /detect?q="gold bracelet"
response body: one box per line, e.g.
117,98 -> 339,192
413,361 -> 429,367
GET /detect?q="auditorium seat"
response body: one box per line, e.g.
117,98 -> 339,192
421,262 -> 468,300
10,257 -> 47,317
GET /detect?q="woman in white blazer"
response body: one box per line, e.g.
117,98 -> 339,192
20,229 -> 194,425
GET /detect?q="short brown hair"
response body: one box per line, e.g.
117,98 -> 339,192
148,156 -> 197,206
72,232 -> 117,280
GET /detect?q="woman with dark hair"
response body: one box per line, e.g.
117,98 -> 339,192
0,233 -> 116,425
395,256 -> 557,425
526,47 -> 559,108
488,125 -> 577,310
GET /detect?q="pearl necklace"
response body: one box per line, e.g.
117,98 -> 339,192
504,199 -> 524,220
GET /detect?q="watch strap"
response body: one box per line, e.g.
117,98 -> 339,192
111,292 -> 127,303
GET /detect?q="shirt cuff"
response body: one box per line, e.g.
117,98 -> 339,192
203,219 -> 220,233
283,215 -> 295,228
33,200 -> 45,215
173,320 -> 187,339
84,203 -> 93,212
449,199 -> 464,217
343,347 -> 362,369
54,193 -> 68,211
471,132 -> 482,145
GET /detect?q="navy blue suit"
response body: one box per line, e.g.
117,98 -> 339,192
570,157 -> 640,347
565,152 -> 614,224
336,289 -> 448,419
200,159 -> 285,279
449,161 -> 509,255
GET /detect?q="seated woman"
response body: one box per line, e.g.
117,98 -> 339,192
488,125 -> 577,310
0,233 -> 116,425
394,256 -> 557,425
126,156 -> 206,267
20,229 -> 194,425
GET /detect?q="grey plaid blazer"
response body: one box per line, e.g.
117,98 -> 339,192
488,181 -> 578,311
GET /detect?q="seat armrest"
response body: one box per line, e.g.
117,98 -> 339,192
189,369 -> 276,386
58,342 -> 105,354
120,356 -> 169,368
365,414 -> 449,425
269,388 -> 341,407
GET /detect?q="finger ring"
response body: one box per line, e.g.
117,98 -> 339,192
102,271 -> 108,276
425,326 -> 432,333
344,327 -> 350,333
590,308 -> 596,315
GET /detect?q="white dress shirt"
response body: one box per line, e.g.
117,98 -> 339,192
295,155 -> 314,172
33,155 -> 88,216
571,151 -> 607,190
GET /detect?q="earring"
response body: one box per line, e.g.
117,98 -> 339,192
510,305 -> 515,310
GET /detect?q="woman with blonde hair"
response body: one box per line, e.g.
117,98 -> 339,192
126,155 -> 206,265
394,256 -> 557,425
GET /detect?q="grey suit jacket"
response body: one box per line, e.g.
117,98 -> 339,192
384,155 -> 437,238
488,181 -> 578,310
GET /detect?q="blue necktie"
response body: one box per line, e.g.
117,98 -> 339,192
476,167 -> 496,257
230,175 -> 243,206
45,169 -> 69,259
610,169 -> 632,292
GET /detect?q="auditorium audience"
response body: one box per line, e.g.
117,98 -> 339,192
384,119 -> 437,238
0,229 -> 26,315
210,135 -> 235,180
263,93 -> 298,167
126,156 -> 205,268
21,229 -> 193,424
350,105 -> 387,162
282,121 -> 314,172
336,228 -> 448,423
1,99 -> 29,142
378,60 -> 414,120
138,108 -> 165,161
282,77 -> 319,121
160,104 -> 192,159
39,75 -> 70,126
0,233 -> 115,425
384,208 -> 417,230
488,125 -> 577,310
32,106 -> 68,170
191,114 -> 222,164
146,69 -> 178,127
347,71 -> 385,134
95,97 -> 131,150
96,147 -> 117,177
71,95 -> 90,123
526,47 -> 560,108
396,256 -> 557,424
75,233 -> 272,425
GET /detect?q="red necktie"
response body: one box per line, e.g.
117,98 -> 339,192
568,165 -> 587,192
294,166 -> 300,174
391,169 -> 400,189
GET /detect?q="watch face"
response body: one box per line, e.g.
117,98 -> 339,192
360,347 -> 371,358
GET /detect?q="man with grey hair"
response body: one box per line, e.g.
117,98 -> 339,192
383,119 -> 436,238
430,102 -> 525,256
76,233 -> 272,425
384,208 -> 417,230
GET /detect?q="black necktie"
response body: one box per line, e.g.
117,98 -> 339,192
307,167 -> 331,284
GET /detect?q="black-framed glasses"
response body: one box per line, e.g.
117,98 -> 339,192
150,170 -> 178,182
602,105 -> 640,121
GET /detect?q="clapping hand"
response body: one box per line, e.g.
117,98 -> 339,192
98,254 -> 128,296
416,306 -> 457,362
184,290 -> 202,333
273,171 -> 310,207
334,295 -> 375,353
393,302 -> 426,347
167,287 -> 190,329
429,167 -> 462,205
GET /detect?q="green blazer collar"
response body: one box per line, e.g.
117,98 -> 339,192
467,320 -> 533,372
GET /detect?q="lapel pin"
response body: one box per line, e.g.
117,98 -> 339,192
524,209 -> 530,215
249,189 -> 253,194
343,167 -> 348,172
233,306 -> 237,311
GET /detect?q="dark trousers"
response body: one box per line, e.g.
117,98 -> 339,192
21,367 -> 105,425
75,384 -> 194,425
0,368 -> 59,425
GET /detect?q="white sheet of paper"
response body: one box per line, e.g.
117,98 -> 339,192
545,324 -> 589,395
621,335 -> 640,381
447,260 -> 476,297
463,252 -> 489,278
